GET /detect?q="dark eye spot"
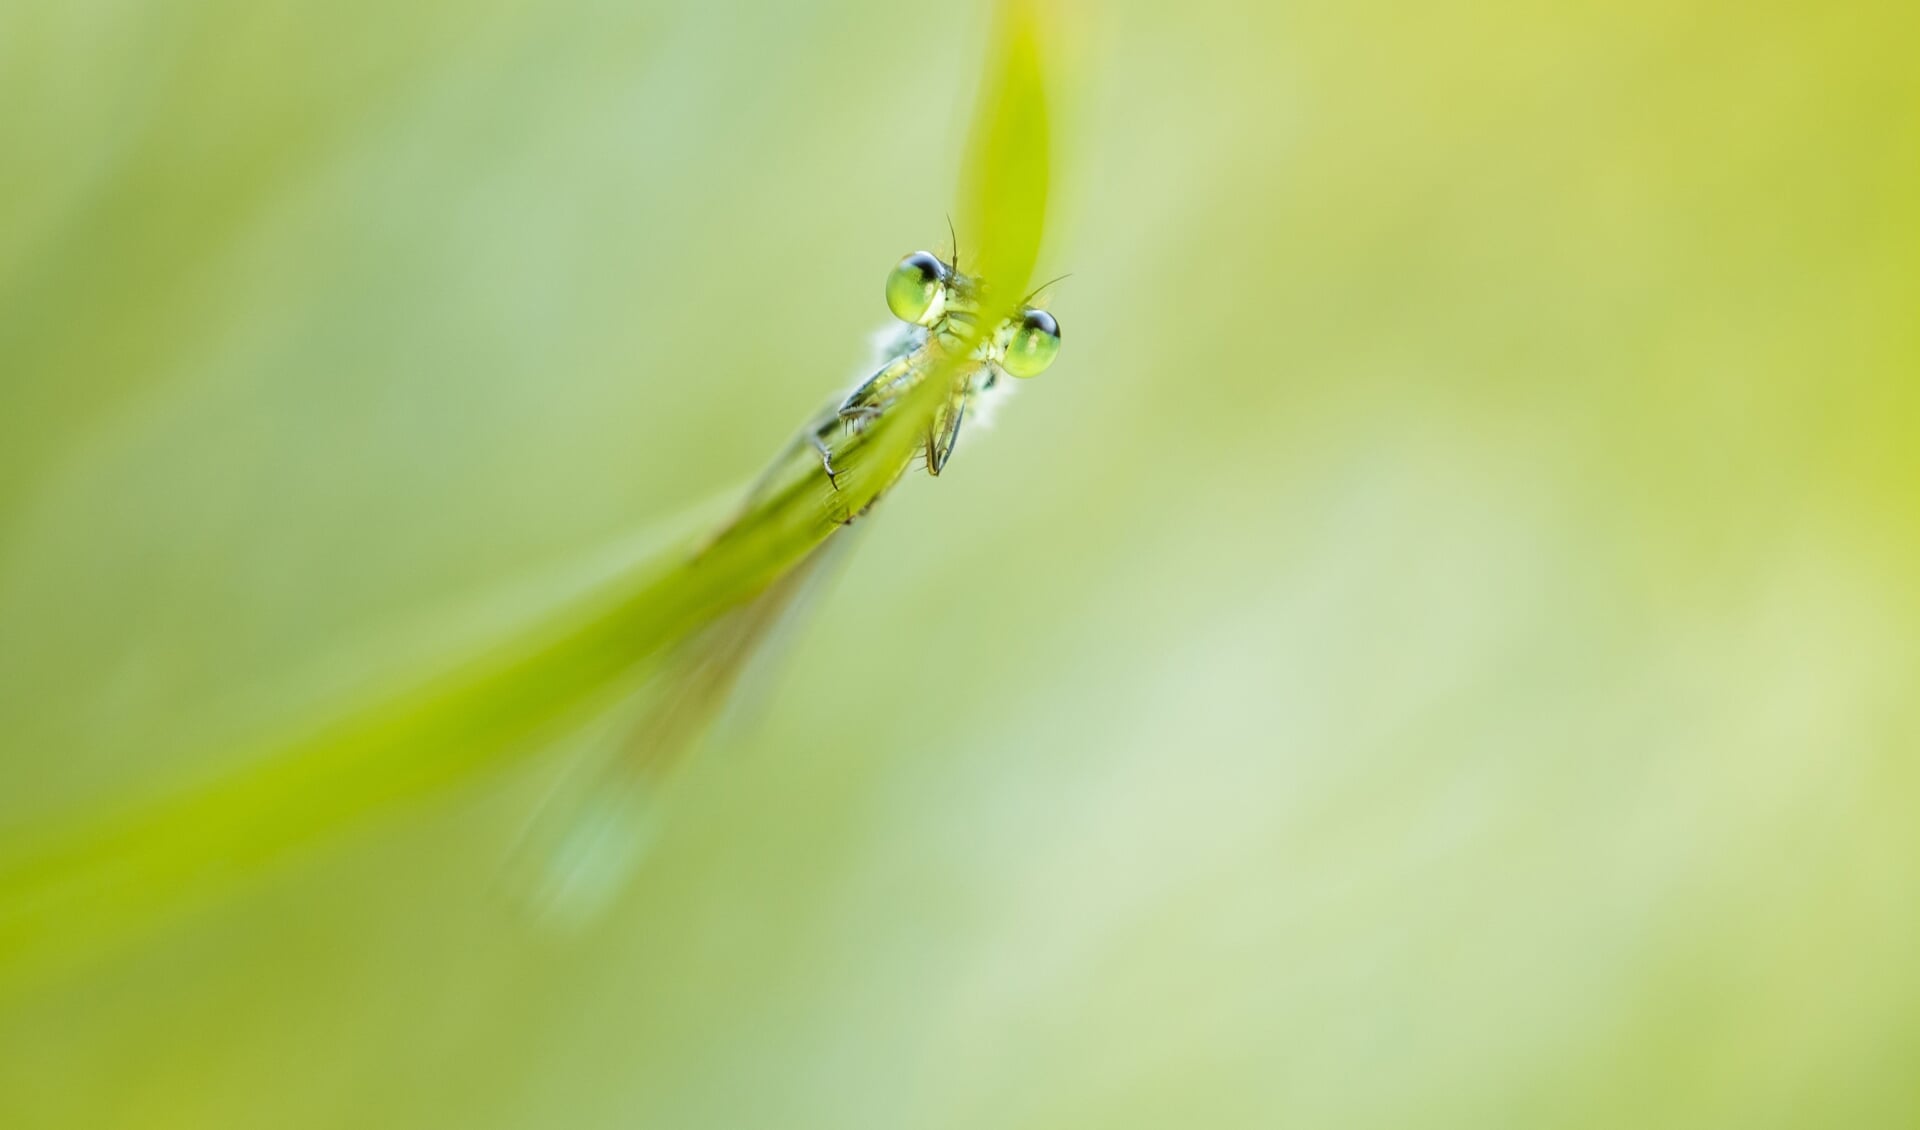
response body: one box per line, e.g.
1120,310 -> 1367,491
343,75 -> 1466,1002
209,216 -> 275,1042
902,250 -> 949,284
1022,308 -> 1059,339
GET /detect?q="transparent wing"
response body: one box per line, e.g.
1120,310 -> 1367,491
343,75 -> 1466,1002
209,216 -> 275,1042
507,532 -> 861,925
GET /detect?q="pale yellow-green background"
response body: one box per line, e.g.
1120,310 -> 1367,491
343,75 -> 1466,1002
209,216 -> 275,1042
2,1 -> 1916,1126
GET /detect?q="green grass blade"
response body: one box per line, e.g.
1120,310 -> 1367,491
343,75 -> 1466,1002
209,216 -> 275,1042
959,0 -> 1054,304
0,6 -> 1057,990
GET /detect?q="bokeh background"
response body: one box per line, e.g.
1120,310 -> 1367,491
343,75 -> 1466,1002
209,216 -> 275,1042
3,0 -> 1917,1126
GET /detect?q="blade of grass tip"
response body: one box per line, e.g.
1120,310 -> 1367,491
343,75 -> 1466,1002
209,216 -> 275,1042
958,0 -> 1054,307
0,8 -> 1055,990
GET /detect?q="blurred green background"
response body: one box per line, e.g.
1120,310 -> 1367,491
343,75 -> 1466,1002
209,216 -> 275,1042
3,0 -> 1917,1126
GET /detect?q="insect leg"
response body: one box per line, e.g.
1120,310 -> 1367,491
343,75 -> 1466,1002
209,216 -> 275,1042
927,391 -> 968,476
807,429 -> 842,490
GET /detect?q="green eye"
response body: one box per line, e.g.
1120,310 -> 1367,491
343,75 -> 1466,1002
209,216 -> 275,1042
885,251 -> 949,325
1002,308 -> 1061,378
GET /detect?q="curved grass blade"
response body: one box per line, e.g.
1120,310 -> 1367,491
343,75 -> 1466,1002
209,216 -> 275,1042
959,0 -> 1054,305
0,355 -> 959,988
0,0 -> 1056,992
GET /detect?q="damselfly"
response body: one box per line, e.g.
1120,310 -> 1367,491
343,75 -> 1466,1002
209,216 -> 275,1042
716,246 -> 1063,536
517,246 -> 1062,916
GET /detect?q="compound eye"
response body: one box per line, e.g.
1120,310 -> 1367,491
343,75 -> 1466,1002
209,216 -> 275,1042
885,251 -> 950,325
1002,308 -> 1061,378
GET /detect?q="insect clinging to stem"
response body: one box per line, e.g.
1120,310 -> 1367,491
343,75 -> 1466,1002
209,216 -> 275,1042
514,243 -> 1064,918
720,241 -> 1065,537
